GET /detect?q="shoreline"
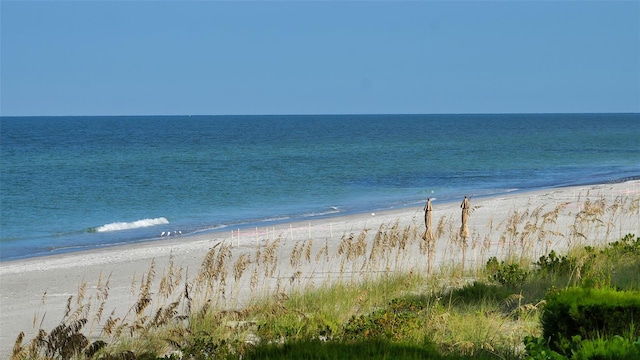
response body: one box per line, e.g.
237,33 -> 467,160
1,179 -> 639,357
4,175 -> 639,264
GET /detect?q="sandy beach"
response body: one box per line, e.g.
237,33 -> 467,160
1,180 -> 639,358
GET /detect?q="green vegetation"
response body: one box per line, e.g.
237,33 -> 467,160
10,193 -> 640,359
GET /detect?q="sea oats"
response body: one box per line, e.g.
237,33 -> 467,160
11,332 -> 25,359
233,253 -> 251,282
290,241 -> 302,269
305,239 -> 313,264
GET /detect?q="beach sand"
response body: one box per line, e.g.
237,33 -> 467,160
1,180 -> 639,357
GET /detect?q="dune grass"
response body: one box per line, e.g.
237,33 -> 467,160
10,190 -> 640,359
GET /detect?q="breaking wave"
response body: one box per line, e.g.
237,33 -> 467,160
90,217 -> 169,233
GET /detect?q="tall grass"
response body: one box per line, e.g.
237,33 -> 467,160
11,189 -> 640,359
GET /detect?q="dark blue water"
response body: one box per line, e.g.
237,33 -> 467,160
1,114 -> 639,260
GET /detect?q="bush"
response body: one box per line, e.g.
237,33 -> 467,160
572,335 -> 640,360
541,287 -> 640,353
603,234 -> 640,258
343,298 -> 428,341
523,336 -> 565,360
524,335 -> 640,360
485,257 -> 530,287
535,250 -> 577,278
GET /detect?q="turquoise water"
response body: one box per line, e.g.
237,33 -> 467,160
1,113 -> 639,260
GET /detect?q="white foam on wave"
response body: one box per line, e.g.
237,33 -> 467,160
301,206 -> 342,218
95,217 -> 169,232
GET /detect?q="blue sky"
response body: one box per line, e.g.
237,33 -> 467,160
1,1 -> 638,116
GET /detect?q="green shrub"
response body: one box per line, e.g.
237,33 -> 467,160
523,336 -> 565,360
485,257 -> 530,287
603,234 -> 640,258
535,250 -> 577,278
541,287 -> 640,352
343,298 -> 428,341
255,310 -> 339,343
524,335 -> 640,360
584,234 -> 640,290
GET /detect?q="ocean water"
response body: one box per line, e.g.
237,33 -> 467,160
1,113 -> 639,261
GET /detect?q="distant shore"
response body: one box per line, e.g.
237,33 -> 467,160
1,179 -> 639,358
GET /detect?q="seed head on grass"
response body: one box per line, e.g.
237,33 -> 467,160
75,279 -> 87,308
91,300 -> 106,332
159,255 -> 183,299
368,224 -> 386,267
315,240 -> 329,263
250,267 -> 259,294
305,239 -> 313,264
260,237 -> 281,279
198,242 -> 221,282
234,253 -> 251,282
290,241 -> 303,269
133,259 -> 156,317
63,295 -> 72,320
12,332 -> 25,359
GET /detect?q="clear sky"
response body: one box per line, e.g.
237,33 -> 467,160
1,1 -> 639,116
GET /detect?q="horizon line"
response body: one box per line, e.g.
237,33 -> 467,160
2,111 -> 639,118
